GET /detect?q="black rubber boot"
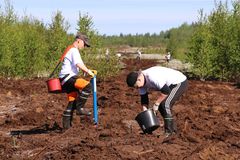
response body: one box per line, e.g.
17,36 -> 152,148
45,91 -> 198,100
76,84 -> 92,116
159,105 -> 177,136
164,117 -> 176,136
161,117 -> 178,143
62,101 -> 74,129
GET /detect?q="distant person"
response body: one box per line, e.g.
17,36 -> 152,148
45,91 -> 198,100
165,52 -> 171,63
116,53 -> 122,61
59,33 -> 95,129
126,66 -> 188,138
136,49 -> 142,61
105,48 -> 110,62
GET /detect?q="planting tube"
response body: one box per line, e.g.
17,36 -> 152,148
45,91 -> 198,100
91,75 -> 98,125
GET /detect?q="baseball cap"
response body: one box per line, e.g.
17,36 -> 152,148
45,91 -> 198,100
126,72 -> 138,87
75,33 -> 90,47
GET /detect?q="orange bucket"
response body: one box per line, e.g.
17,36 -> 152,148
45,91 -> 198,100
46,78 -> 62,93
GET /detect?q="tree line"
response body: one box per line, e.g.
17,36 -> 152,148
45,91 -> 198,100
101,22 -> 195,60
187,1 -> 240,81
101,1 -> 240,81
0,0 -> 239,82
0,0 -> 119,78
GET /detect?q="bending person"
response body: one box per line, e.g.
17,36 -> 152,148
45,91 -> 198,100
126,66 -> 188,137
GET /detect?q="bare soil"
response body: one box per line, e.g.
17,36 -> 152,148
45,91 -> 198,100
0,58 -> 239,160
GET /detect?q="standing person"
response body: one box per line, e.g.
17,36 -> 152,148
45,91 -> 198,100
116,53 -> 122,62
137,49 -> 142,61
59,33 -> 95,129
105,48 -> 110,62
165,52 -> 171,63
126,66 -> 188,137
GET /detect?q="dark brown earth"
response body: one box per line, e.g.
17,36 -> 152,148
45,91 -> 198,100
0,58 -> 239,160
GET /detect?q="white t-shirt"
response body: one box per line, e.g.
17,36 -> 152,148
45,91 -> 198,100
139,66 -> 186,95
106,49 -> 109,56
138,51 -> 141,56
166,54 -> 171,60
59,47 -> 84,78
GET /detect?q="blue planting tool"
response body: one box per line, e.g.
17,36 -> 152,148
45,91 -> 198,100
91,75 -> 98,125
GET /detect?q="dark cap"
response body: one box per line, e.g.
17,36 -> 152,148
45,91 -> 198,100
126,72 -> 138,87
75,33 -> 90,47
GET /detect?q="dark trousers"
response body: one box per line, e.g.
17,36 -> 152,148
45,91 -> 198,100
159,79 -> 188,117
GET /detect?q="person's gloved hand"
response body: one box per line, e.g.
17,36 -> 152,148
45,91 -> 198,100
87,69 -> 94,78
152,103 -> 160,112
91,70 -> 97,75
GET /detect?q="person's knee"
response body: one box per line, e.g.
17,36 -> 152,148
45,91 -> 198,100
159,102 -> 173,117
82,83 -> 92,93
77,83 -> 92,100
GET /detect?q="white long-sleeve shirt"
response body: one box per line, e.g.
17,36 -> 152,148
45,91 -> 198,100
139,66 -> 186,95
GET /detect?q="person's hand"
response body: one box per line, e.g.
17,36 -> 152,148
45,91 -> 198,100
91,70 -> 97,75
87,69 -> 94,78
152,103 -> 160,112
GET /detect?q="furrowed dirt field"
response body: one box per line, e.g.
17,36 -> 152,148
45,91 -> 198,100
0,59 -> 239,160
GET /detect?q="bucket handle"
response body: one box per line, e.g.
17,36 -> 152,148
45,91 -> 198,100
49,45 -> 74,78
49,61 -> 61,78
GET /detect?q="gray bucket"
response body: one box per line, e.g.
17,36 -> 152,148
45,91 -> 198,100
135,109 -> 160,134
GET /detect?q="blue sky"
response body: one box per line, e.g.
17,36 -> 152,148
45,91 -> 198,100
0,0 -> 225,35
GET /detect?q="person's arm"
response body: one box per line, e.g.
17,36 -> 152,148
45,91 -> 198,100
157,84 -> 170,103
76,63 -> 94,77
152,84 -> 170,111
141,92 -> 149,111
72,48 -> 94,77
76,63 -> 88,73
155,92 -> 168,104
